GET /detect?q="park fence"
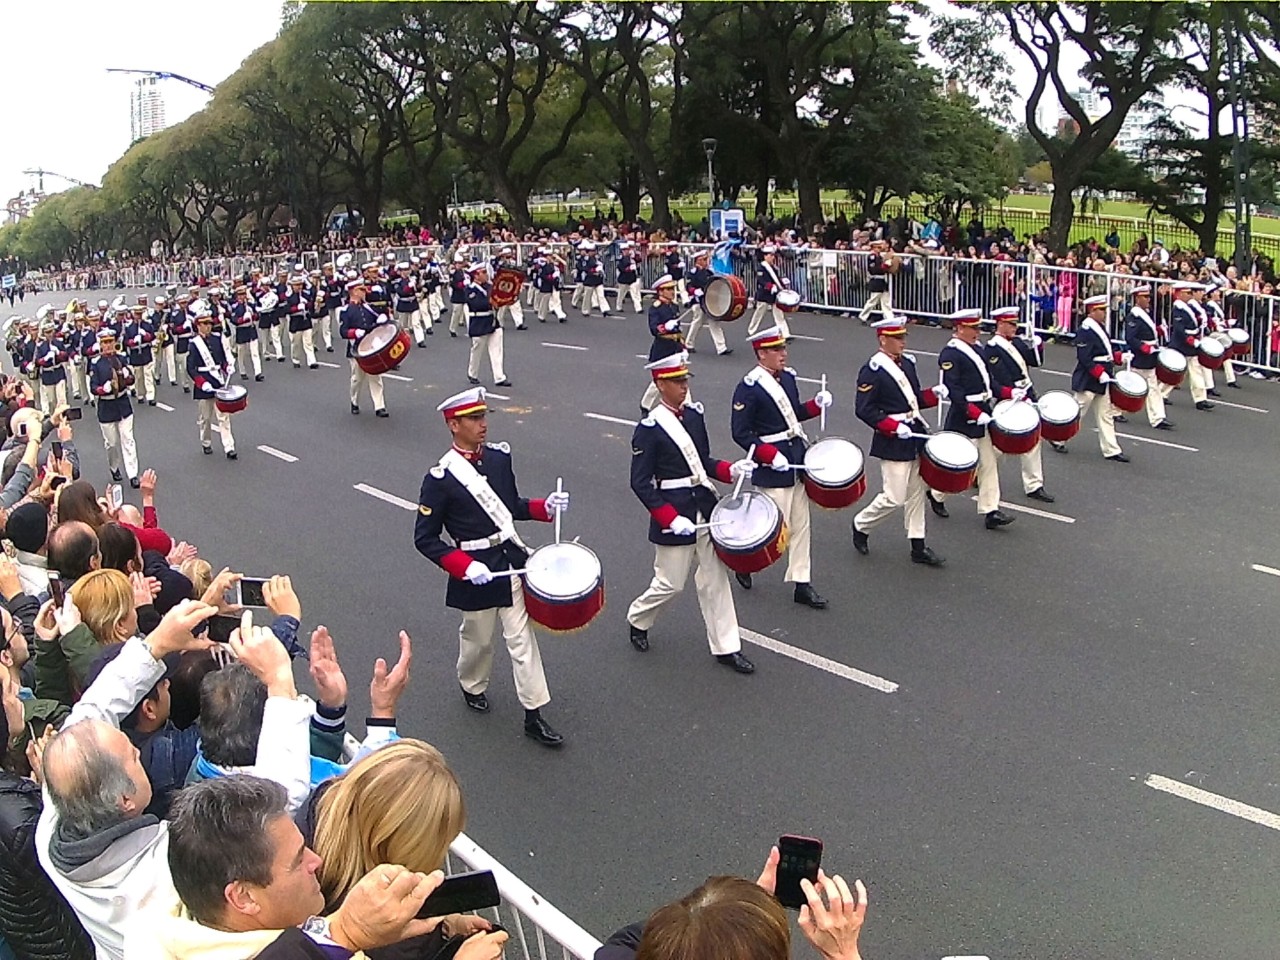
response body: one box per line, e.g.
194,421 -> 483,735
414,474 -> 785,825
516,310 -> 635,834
29,242 -> 1280,373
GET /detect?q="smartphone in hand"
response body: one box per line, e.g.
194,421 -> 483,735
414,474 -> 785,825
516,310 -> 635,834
775,835 -> 823,909
106,484 -> 124,512
48,573 -> 65,608
415,870 -> 500,919
64,407 -> 83,422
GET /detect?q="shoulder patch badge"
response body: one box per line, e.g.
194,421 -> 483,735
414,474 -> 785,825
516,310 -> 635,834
639,416 -> 656,427
418,504 -> 432,516
486,441 -> 511,454
733,402 -> 746,410
429,465 -> 447,479
857,383 -> 873,392
989,355 -> 1001,363
941,361 -> 953,370
632,446 -> 644,455
689,401 -> 705,414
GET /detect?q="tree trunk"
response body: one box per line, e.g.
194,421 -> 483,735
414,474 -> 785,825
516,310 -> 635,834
754,177 -> 770,219
486,170 -> 532,232
797,170 -> 823,235
1045,180 -> 1079,253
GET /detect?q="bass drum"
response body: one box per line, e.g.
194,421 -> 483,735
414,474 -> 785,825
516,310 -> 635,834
802,437 -> 866,509
776,289 -> 802,313
703,275 -> 748,322
521,542 -> 604,633
1108,369 -> 1148,413
918,432 -> 978,494
356,323 -> 411,375
989,399 -> 1041,455
709,490 -> 787,574
489,266 -> 525,308
1155,347 -> 1187,386
1037,390 -> 1081,443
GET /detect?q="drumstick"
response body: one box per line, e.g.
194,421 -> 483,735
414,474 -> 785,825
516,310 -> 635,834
819,373 -> 827,434
661,521 -> 729,534
732,443 -> 756,500
490,568 -> 528,578
554,476 -> 563,545
936,369 -> 945,429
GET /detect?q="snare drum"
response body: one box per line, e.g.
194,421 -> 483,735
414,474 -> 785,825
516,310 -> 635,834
709,491 -> 787,575
214,385 -> 248,415
703,275 -> 748,322
1037,390 -> 1081,443
989,399 -> 1042,455
1108,368 -> 1148,413
918,432 -> 979,494
1227,327 -> 1250,357
802,437 -> 866,509
356,322 -> 411,375
1197,336 -> 1226,370
1155,347 -> 1187,386
776,289 -> 802,313
521,542 -> 605,633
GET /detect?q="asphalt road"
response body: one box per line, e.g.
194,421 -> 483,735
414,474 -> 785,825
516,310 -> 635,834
12,288 -> 1280,960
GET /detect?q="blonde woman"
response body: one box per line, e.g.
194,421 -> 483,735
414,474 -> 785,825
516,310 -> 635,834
68,567 -> 154,646
304,739 -> 506,960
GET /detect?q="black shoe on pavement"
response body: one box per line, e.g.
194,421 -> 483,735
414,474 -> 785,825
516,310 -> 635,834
686,347 -> 697,354
293,362 -> 301,369
1207,388 -> 1222,397
450,331 -> 458,338
735,571 -> 752,590
110,469 -> 122,482
277,356 -> 286,363
148,399 -> 157,406
241,374 -> 248,380
716,652 -> 755,674
1114,414 -> 1128,423
255,374 -> 265,382
351,404 -> 360,415
226,450 -> 237,460
1155,420 -> 1175,430
1195,400 -> 1215,411
375,409 -> 389,418
852,528 -> 869,555
1228,381 -> 1242,389
309,364 -> 318,370
539,317 -> 547,323
1106,452 -> 1130,463
793,583 -> 828,609
426,328 -> 433,336
129,477 -> 141,489
468,377 -> 481,385
985,510 -> 1016,529
495,379 -> 512,387
170,381 -> 177,386
911,545 -> 946,566
326,346 -> 335,352
417,341 -> 426,348
524,712 -> 564,747
927,492 -> 949,518
461,689 -> 489,713
1050,440 -> 1068,453
718,348 -> 734,356
182,386 -> 190,394
202,445 -> 213,455
1026,487 -> 1055,503
629,624 -> 649,652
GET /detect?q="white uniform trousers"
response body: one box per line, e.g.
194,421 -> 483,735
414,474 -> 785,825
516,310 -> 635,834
449,303 -> 469,335
523,280 -> 536,308
1073,390 -> 1121,458
458,578 -> 550,710
99,414 -> 139,479
615,281 -> 642,312
581,286 -> 609,315
626,526 -> 742,656
467,329 -> 506,382
1016,440 -> 1044,495
497,302 -> 526,329
322,308 -> 338,350
71,362 -> 89,399
569,283 -> 584,309
221,335 -> 236,376
1138,367 -> 1168,426
853,458 -> 928,540
62,363 -> 76,397
268,325 -> 285,360
1184,356 -> 1208,403
159,343 -> 177,383
427,290 -> 445,322
134,362 -> 156,404
760,484 -> 811,583
196,400 -> 234,453
349,358 -> 386,410
398,308 -> 428,343
236,340 -> 263,377
674,283 -> 690,306
535,290 -> 566,321
937,433 -> 1000,513
747,302 -> 790,338
858,290 -> 895,322
38,380 -> 67,415
290,328 -> 316,367
685,306 -> 727,353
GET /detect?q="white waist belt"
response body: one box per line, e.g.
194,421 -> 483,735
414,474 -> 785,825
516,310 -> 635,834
759,429 -> 797,443
658,477 -> 698,490
457,533 -> 507,551
964,392 -> 991,403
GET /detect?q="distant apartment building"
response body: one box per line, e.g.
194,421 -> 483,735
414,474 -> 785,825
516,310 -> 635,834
131,76 -> 167,141
5,190 -> 44,225
1056,86 -> 1161,160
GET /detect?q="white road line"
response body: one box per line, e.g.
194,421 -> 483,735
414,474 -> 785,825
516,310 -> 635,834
487,393 -> 511,401
635,354 -> 648,360
968,496 -> 1075,523
1107,429 -> 1199,452
257,445 -> 298,463
353,482 -> 416,511
1250,563 -> 1280,577
740,628 -> 898,693
789,334 -> 824,342
1144,774 -> 1280,831
1210,398 -> 1269,414
542,342 -> 589,351
382,373 -> 413,382
316,361 -> 341,369
155,402 -> 175,412
584,412 -> 638,426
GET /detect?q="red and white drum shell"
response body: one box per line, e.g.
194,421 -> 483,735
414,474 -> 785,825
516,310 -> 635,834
703,275 -> 749,322
918,432 -> 979,495
801,437 -> 866,510
214,385 -> 248,415
1155,347 -> 1187,387
710,490 -> 787,574
989,399 -> 1042,456
1036,390 -> 1081,443
356,323 -> 412,375
1227,327 -> 1250,357
776,289 -> 802,313
521,542 -> 605,633
1108,369 -> 1148,412
1197,336 -> 1227,370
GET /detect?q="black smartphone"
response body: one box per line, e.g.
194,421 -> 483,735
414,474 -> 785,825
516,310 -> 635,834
14,422 -> 25,438
64,407 -> 83,422
775,835 -> 823,909
51,441 -> 63,460
416,870 -> 501,918
239,577 -> 268,608
49,475 -> 67,490
48,573 -> 65,607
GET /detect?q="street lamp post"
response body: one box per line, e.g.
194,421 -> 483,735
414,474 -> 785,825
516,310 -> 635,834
701,138 -> 717,207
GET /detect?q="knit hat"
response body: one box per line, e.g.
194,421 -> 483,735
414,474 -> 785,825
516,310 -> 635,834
4,501 -> 49,554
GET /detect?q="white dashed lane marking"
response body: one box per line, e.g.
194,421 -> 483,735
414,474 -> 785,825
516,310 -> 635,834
740,628 -> 898,693
1250,563 -> 1280,577
967,497 -> 1075,524
542,342 -> 589,351
257,445 -> 298,463
1144,774 -> 1280,831
353,483 -> 416,511
584,412 -> 639,427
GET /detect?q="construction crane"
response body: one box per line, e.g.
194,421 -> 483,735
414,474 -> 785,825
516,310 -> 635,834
21,169 -> 92,192
105,68 -> 214,94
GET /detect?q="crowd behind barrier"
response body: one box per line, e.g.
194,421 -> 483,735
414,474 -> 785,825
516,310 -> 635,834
27,242 -> 1280,376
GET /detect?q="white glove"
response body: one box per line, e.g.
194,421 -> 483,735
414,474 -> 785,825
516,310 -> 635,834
1191,339 -> 1202,349
1030,335 -> 1044,349
894,422 -> 914,440
545,490 -> 569,513
668,515 -> 697,537
814,390 -> 833,409
769,451 -> 790,470
730,458 -> 756,480
464,561 -> 493,585
975,412 -> 993,426
1011,387 -> 1029,402
1099,373 -> 1114,385
932,384 -> 949,400
663,319 -> 680,332
1120,351 -> 1134,365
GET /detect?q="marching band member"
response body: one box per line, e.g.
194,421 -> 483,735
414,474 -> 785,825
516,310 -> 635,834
626,353 -> 757,673
1169,282 -> 1214,411
188,309 -> 237,459
152,295 -> 176,387
231,286 -> 265,381
363,260 -> 392,318
684,249 -> 731,356
206,287 -> 235,375
1122,285 -> 1173,430
339,278 -> 390,417
465,262 -> 511,388
172,294 -> 195,393
984,306 -> 1054,502
730,326 -> 832,607
534,247 -> 567,323
424,255 -> 446,325
33,320 -> 70,415
640,275 -> 686,413
747,244 -> 791,338
80,313 -> 105,405
413,387 -> 567,747
579,241 -> 609,317
69,313 -> 91,400
393,261 -> 430,345
284,275 -> 319,370
319,261 -> 341,353
569,239 -> 587,312
938,310 -> 1015,529
262,267 -> 289,362
857,240 -> 897,325
123,304 -> 157,407
88,329 -> 141,486
1206,286 -> 1241,390
664,242 -> 689,306
448,253 -> 470,338
1072,294 -> 1131,461
851,318 -> 946,566
614,240 -> 642,313
492,246 -> 528,331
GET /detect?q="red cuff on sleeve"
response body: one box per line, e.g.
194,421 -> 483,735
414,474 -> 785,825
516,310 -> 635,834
712,460 -> 733,484
1090,364 -> 1105,380
1141,343 -> 1153,354
876,417 -> 901,436
966,403 -> 984,421
920,388 -> 940,408
528,499 -> 552,522
802,399 -> 821,418
1112,350 -> 1124,364
754,443 -> 779,464
998,386 -> 1014,400
1186,336 -> 1197,347
194,377 -> 207,391
650,503 -> 680,528
439,549 -> 474,579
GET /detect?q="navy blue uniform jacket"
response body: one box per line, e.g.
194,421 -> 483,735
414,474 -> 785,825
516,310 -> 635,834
630,403 -> 734,546
853,353 -> 939,461
983,336 -> 1040,402
939,342 -> 994,439
730,368 -> 819,489
647,301 -> 684,362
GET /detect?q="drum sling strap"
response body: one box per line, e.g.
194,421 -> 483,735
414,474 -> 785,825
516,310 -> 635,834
946,338 -> 992,402
990,335 -> 1032,388
190,336 -> 226,390
1130,305 -> 1158,344
1079,318 -> 1112,361
440,449 -> 530,553
762,260 -> 784,292
745,367 -> 808,444
869,351 -> 922,424
649,405 -> 717,494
